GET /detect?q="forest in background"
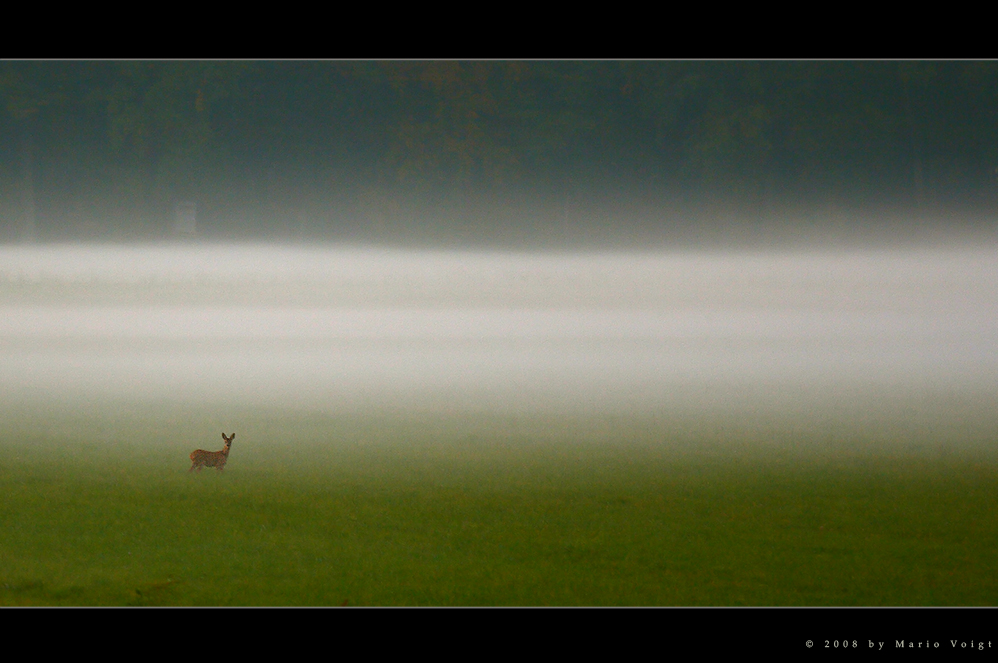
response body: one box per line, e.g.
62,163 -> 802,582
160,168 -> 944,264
2,61 -> 997,245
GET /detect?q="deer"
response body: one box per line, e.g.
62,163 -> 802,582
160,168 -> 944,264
190,433 -> 235,473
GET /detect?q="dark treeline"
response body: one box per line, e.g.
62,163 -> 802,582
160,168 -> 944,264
2,61 -> 997,245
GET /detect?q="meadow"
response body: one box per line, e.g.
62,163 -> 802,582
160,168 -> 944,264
2,399 -> 996,607
1,243 -> 996,606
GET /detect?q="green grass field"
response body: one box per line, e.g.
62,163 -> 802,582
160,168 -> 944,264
1,400 -> 996,606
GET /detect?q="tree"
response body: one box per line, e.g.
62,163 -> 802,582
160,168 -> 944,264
0,62 -> 71,241
104,61 -> 247,227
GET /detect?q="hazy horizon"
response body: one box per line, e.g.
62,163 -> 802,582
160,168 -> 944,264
2,237 -> 995,448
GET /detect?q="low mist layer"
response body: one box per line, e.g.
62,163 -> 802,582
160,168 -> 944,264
1,241 -> 995,446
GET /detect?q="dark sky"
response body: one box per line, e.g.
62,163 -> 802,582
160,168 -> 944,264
2,61 -> 997,245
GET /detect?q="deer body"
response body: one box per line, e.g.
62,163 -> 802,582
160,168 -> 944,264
190,433 -> 235,472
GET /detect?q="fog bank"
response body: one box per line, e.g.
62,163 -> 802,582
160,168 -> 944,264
1,242 -> 995,443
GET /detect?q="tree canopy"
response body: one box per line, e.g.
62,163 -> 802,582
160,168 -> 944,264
2,61 -> 996,243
